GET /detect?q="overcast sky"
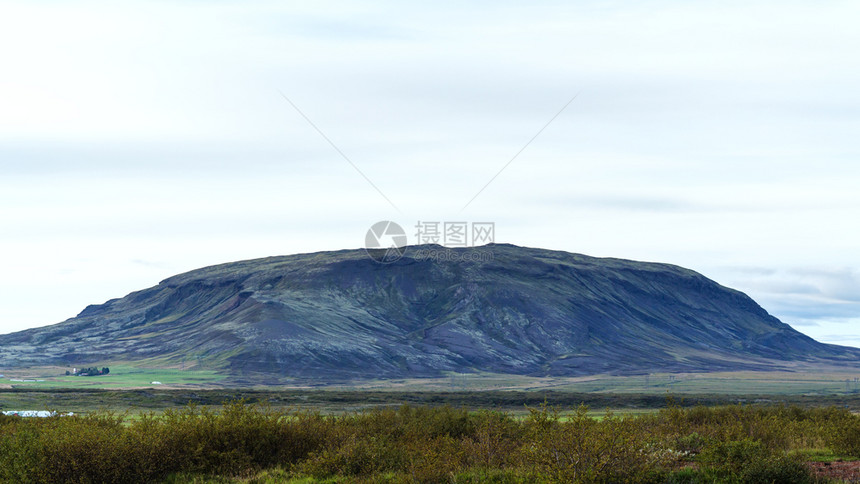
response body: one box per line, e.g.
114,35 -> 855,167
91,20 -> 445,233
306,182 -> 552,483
2,1 -> 859,347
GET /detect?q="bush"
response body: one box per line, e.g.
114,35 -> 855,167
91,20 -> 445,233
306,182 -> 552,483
697,438 -> 815,484
698,438 -> 768,475
300,434 -> 405,478
0,400 -> 847,483
452,468 -> 547,483
298,405 -> 476,482
825,411 -> 860,458
462,410 -> 522,469
0,402 -> 334,483
674,432 -> 708,456
741,455 -> 815,484
521,404 -> 674,483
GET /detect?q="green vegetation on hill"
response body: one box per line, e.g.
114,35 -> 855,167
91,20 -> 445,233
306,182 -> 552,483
2,400 -> 858,483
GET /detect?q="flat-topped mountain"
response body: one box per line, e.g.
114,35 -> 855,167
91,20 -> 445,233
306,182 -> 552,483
1,244 -> 857,383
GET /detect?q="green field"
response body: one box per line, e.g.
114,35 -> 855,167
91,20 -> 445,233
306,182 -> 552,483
3,386 -> 860,419
537,370 -> 860,395
5,363 -> 860,395
3,365 -> 860,421
334,369 -> 860,396
1,365 -> 223,390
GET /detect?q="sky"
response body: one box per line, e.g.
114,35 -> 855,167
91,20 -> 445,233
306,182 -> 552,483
1,1 -> 859,346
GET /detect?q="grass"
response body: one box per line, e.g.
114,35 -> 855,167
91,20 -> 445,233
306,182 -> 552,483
4,387 -> 860,421
1,365 -> 223,390
5,365 -> 860,395
327,369 -> 860,395
791,448 -> 858,462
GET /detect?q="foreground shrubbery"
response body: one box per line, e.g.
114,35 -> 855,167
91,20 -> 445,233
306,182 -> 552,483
1,400 -> 857,483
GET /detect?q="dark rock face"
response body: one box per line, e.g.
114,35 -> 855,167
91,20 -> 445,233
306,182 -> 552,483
1,244 -> 857,381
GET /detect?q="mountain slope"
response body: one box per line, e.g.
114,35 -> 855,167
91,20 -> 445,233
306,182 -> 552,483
1,244 -> 857,382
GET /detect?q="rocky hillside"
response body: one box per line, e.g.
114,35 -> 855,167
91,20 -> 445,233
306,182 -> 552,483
1,244 -> 857,383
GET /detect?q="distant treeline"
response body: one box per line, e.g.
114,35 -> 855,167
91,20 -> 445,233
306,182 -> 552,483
4,387 -> 860,412
1,400 -> 858,483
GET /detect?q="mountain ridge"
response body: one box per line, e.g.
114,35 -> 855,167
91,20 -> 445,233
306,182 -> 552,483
1,244 -> 857,383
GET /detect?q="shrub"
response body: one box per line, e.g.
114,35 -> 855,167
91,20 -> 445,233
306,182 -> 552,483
697,438 -> 815,484
825,411 -> 860,458
0,400 -> 847,483
698,438 -> 767,475
462,410 -> 522,469
521,404 -> 674,483
674,431 -> 708,456
452,468 -> 546,483
0,402 -> 336,483
299,434 -> 405,478
298,405 -> 476,481
740,455 -> 815,484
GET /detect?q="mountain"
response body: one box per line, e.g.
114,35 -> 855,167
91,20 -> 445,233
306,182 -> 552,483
1,244 -> 857,383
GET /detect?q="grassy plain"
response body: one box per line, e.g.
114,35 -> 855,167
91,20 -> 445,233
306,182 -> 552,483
2,366 -> 860,423
0,365 -> 223,390
339,369 -> 860,395
4,364 -> 860,394
2,387 -> 860,419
